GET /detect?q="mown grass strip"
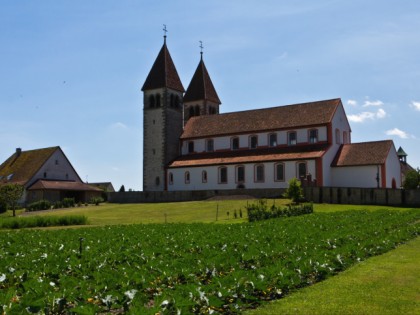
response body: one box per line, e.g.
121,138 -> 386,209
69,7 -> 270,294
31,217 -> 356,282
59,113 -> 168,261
246,236 -> 420,315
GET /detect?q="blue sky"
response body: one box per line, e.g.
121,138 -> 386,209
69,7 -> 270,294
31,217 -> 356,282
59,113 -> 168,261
1,0 -> 419,191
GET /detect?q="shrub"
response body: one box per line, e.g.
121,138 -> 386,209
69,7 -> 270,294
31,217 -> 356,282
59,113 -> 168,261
26,200 -> 51,212
246,199 -> 313,222
0,200 -> 7,214
62,198 -> 75,208
403,169 -> 420,189
283,178 -> 304,203
90,197 -> 104,206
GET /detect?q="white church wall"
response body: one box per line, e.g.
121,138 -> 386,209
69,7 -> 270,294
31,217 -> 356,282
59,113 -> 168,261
385,146 -> 401,188
331,165 -> 379,188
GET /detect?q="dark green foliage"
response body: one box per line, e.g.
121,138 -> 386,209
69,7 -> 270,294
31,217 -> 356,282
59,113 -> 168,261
62,198 -> 75,208
90,197 -> 104,205
0,183 -> 24,216
119,185 -> 125,192
0,215 -> 88,229
26,199 -> 52,212
283,178 -> 304,203
0,200 -> 7,214
403,169 -> 420,189
0,210 -> 418,314
246,199 -> 313,222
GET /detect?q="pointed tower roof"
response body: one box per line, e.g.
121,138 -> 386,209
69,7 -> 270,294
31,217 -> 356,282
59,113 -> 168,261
184,54 -> 221,104
397,146 -> 407,157
141,39 -> 185,92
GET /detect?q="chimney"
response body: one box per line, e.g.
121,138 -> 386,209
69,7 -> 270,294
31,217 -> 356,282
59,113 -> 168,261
16,148 -> 22,157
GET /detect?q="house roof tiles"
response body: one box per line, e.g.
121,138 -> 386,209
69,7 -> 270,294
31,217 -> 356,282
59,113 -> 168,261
169,144 -> 328,168
331,140 -> 394,167
181,98 -> 341,139
28,180 -> 102,191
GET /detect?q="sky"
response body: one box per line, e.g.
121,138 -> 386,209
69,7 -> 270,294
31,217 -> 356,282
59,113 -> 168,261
1,0 -> 420,191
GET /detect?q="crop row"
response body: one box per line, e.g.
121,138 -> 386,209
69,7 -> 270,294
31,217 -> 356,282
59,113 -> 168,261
0,210 -> 418,314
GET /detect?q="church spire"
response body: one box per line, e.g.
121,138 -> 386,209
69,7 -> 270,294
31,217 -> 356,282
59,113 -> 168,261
141,27 -> 184,92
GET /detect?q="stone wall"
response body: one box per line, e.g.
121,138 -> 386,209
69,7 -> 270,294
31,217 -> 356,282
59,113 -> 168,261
109,187 -> 420,207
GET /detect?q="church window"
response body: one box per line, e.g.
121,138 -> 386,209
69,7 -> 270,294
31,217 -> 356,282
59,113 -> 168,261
255,164 -> 265,182
335,129 -> 341,144
219,167 -> 228,184
236,165 -> 245,183
288,131 -> 297,146
169,173 -> 174,185
231,137 -> 239,150
249,135 -> 258,149
155,177 -> 160,186
269,133 -> 277,147
202,171 -> 207,183
149,95 -> 155,108
185,171 -> 190,184
188,141 -> 194,153
170,94 -> 174,107
275,163 -> 285,181
297,162 -> 307,179
195,105 -> 200,116
309,129 -> 318,143
175,95 -> 180,108
209,106 -> 216,115
66,173 -> 69,180
55,159 -> 59,165
206,139 -> 214,152
44,172 -> 47,178
155,94 -> 161,107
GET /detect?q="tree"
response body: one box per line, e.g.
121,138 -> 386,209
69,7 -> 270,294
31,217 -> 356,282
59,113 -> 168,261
0,184 -> 24,217
403,169 -> 420,189
119,185 -> 126,192
283,178 -> 304,204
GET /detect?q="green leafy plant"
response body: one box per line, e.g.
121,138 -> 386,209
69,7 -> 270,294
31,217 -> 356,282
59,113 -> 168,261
0,183 -> 24,217
283,178 -> 304,203
403,168 -> 420,189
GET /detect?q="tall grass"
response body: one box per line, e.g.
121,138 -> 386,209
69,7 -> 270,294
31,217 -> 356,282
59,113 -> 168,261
0,215 -> 88,229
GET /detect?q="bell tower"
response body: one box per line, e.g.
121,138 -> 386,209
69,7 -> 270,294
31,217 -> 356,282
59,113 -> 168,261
142,31 -> 184,191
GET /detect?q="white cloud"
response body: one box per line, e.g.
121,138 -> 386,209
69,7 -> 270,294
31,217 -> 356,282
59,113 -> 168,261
347,99 -> 357,106
410,101 -> 420,111
110,122 -> 128,130
363,100 -> 384,107
347,108 -> 387,123
386,128 -> 409,139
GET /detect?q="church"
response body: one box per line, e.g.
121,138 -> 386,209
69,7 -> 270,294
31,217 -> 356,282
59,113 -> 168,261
141,35 -> 401,192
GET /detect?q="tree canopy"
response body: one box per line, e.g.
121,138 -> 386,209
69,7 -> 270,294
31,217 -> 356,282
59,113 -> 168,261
0,183 -> 24,216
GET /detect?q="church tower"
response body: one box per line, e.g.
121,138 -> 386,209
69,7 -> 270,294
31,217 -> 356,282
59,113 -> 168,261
183,45 -> 221,125
141,34 -> 184,191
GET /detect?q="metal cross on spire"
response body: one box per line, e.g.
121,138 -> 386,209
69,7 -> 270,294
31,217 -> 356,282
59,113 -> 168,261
163,24 -> 168,42
199,40 -> 203,59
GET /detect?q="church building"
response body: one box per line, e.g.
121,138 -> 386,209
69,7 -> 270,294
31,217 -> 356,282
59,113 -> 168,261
142,35 -> 401,192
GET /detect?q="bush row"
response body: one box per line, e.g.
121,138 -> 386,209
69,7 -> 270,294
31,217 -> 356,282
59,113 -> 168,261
0,215 -> 88,229
246,199 -> 313,222
26,197 -> 104,212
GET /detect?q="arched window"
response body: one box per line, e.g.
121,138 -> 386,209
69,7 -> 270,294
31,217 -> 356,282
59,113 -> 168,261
269,133 -> 277,147
219,167 -> 228,184
156,94 -> 161,107
297,162 -> 307,179
168,173 -> 174,185
249,135 -> 258,149
274,163 -> 285,181
202,171 -> 207,183
236,165 -> 245,183
149,95 -> 155,108
255,164 -> 265,182
231,137 -> 239,150
185,171 -> 190,184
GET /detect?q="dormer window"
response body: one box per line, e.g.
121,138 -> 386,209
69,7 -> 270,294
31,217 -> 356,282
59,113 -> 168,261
309,129 -> 318,143
288,131 -> 297,146
249,135 -> 258,149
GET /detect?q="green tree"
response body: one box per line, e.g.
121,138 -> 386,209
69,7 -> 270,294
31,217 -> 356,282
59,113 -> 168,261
284,178 -> 304,204
119,185 -> 125,192
403,169 -> 420,189
0,183 -> 24,217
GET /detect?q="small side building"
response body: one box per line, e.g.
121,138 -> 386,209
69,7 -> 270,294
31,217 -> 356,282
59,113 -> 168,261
0,146 -> 102,205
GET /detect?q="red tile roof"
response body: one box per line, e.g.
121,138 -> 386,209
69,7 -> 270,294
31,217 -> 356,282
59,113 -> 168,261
184,57 -> 221,104
28,180 -> 102,191
0,147 -> 58,185
169,145 -> 328,168
181,98 -> 341,139
141,41 -> 185,92
331,140 -> 394,167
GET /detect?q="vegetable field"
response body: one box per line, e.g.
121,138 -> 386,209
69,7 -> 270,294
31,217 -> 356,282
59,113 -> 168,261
0,210 -> 418,314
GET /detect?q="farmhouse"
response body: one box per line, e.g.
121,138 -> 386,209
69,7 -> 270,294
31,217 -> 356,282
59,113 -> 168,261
142,36 -> 402,192
0,146 -> 102,204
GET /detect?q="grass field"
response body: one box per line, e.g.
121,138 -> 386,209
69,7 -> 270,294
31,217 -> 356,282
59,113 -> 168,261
0,200 -> 419,314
